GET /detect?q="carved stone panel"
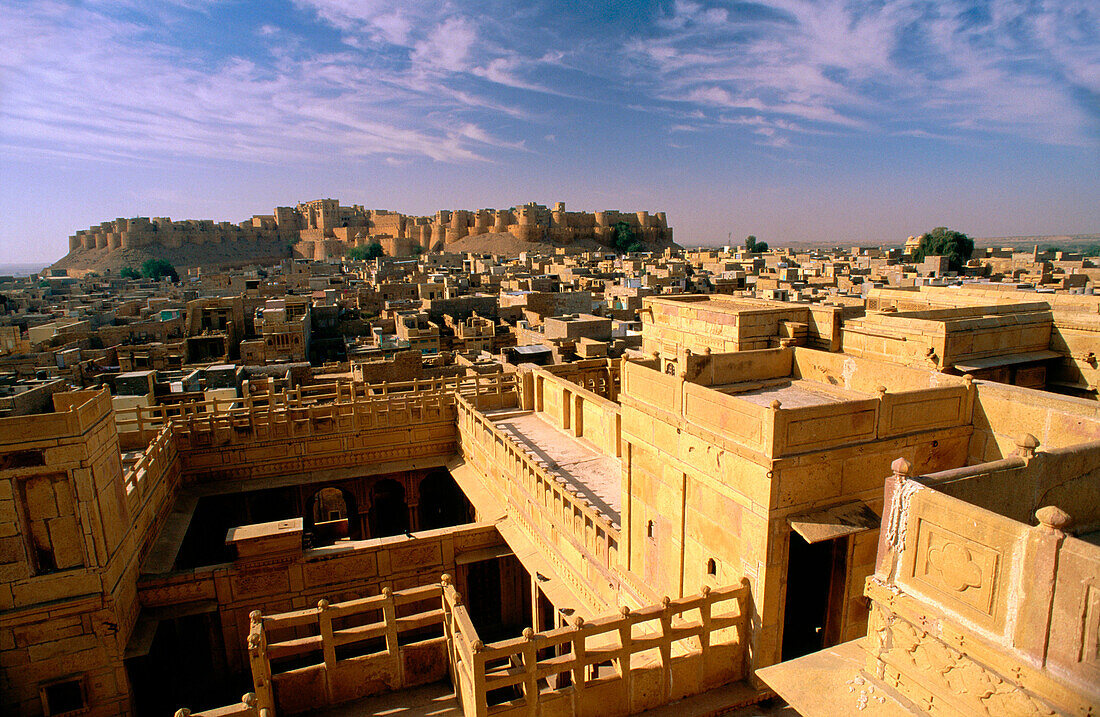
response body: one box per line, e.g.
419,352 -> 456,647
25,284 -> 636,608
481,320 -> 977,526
912,519 -> 1000,618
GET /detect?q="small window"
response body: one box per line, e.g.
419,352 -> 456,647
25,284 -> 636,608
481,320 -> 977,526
40,677 -> 86,716
646,520 -> 655,539
706,558 -> 717,576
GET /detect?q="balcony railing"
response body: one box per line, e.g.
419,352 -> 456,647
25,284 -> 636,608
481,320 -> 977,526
443,575 -> 751,717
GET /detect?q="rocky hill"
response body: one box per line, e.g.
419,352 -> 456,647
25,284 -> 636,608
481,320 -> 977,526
50,239 -> 298,276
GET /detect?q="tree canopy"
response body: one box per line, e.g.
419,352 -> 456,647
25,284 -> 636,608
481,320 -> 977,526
120,266 -> 140,279
912,227 -> 974,270
612,221 -> 644,254
141,258 -> 178,282
745,235 -> 769,253
348,243 -> 385,261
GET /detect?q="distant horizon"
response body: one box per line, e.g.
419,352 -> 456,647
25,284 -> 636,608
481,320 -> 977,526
3,0 -> 1098,264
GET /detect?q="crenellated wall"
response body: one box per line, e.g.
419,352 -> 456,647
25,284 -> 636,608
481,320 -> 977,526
66,199 -> 674,261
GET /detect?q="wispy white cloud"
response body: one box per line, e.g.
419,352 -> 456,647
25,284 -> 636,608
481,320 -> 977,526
624,0 -> 1100,147
0,0 -> 1095,173
0,0 -> 532,165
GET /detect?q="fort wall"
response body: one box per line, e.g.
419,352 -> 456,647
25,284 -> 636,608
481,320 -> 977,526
66,200 -> 674,263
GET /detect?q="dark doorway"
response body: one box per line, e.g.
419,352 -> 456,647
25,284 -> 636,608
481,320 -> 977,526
417,470 -> 470,531
781,532 -> 842,660
461,555 -> 530,643
368,478 -> 408,538
127,612 -> 243,716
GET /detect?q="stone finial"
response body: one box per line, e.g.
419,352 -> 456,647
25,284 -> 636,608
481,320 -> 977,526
249,610 -> 262,625
1016,433 -> 1040,459
175,710 -> 191,717
1036,506 -> 1071,532
963,373 -> 974,387
317,599 -> 329,610
661,596 -> 672,609
700,585 -> 711,596
573,616 -> 585,628
620,605 -> 631,617
770,399 -> 782,411
242,694 -> 257,707
876,386 -> 887,397
523,627 -> 535,640
471,639 -> 484,652
891,457 -> 912,478
702,346 -> 712,355
382,587 -> 392,598
441,573 -> 452,586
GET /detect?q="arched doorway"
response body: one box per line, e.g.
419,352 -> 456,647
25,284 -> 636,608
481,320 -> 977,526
417,470 -> 469,531
308,486 -> 358,545
368,478 -> 409,538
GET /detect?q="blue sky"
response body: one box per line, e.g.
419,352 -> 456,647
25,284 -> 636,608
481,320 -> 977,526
1,0 -> 1098,262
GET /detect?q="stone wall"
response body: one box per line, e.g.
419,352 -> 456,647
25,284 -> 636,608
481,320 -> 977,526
0,390 -> 180,717
866,471 -> 1100,715
139,522 -> 506,680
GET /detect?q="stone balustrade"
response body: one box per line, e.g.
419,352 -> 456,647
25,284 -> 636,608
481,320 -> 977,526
456,395 -> 621,610
443,574 -> 751,717
174,694 -> 260,717
242,583 -> 450,715
868,462 -> 1100,715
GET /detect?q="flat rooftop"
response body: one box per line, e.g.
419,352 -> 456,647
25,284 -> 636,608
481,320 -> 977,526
486,409 -> 621,523
716,379 -> 870,408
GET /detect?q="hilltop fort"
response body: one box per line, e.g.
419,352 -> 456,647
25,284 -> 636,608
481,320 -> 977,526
53,199 -> 675,273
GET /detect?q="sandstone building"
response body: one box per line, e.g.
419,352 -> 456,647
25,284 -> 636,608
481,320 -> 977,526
64,200 -> 675,266
1,303 -> 1096,716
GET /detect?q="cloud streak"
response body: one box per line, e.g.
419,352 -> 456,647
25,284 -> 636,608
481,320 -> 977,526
624,0 -> 1100,147
0,0 -> 1096,175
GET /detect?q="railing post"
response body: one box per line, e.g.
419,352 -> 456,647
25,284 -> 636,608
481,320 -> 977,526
317,599 -> 335,703
571,618 -> 587,712
472,640 -> 488,717
441,575 -> 458,688
618,606 -> 633,712
698,585 -> 712,687
247,611 -> 276,715
522,628 -> 538,717
381,587 -> 402,685
659,596 -> 674,703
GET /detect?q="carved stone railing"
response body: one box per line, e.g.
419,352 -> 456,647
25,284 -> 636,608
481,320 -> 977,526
174,694 -> 260,717
443,574 -> 751,717
456,394 -> 621,609
115,373 -> 519,440
119,372 -> 519,496
244,584 -> 449,715
540,358 -> 621,401
868,461 -> 1100,716
123,422 -> 178,511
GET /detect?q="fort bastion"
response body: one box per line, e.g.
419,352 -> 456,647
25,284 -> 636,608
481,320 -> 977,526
66,199 -> 674,261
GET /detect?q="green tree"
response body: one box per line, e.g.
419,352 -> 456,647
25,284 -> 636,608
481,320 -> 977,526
120,266 -> 140,279
348,243 -> 385,261
140,258 -> 178,282
744,235 -> 768,253
612,221 -> 644,254
912,227 -> 974,271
